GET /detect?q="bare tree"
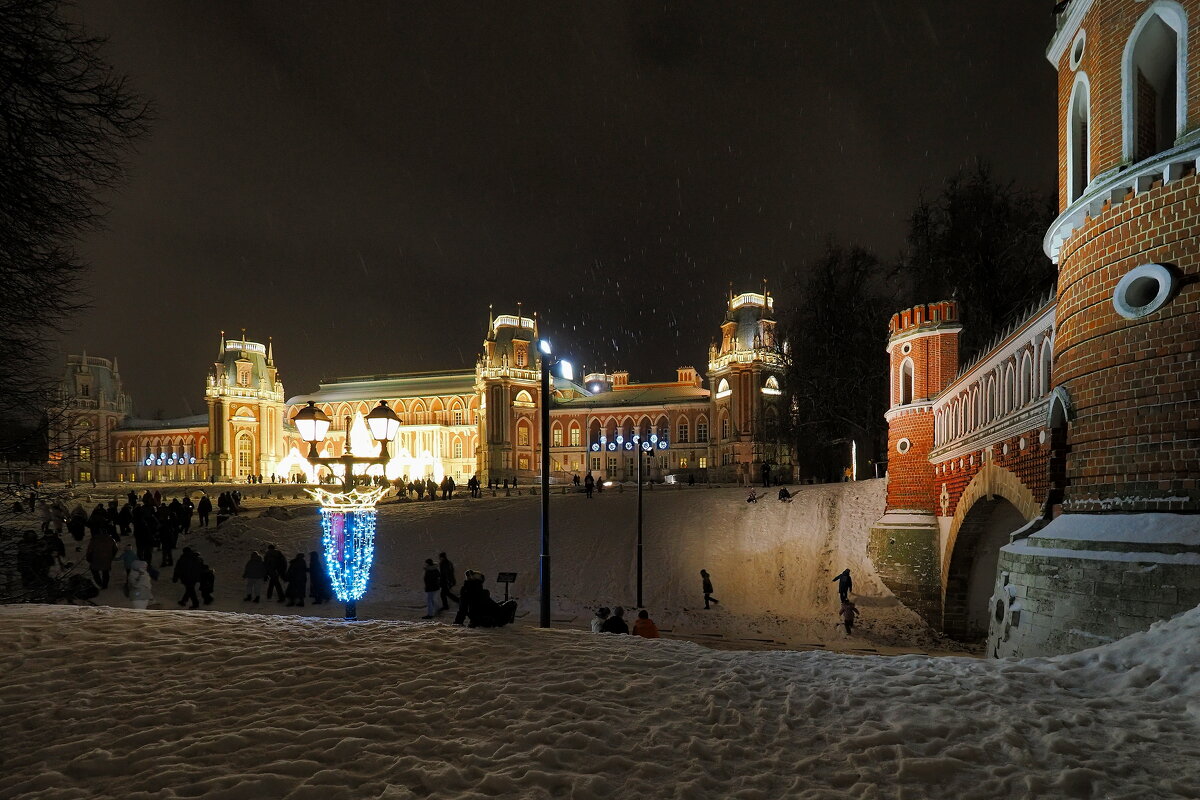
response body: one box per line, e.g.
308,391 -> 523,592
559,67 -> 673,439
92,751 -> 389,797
0,0 -> 150,426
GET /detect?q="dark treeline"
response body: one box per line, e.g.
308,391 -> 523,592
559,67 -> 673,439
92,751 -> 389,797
778,162 -> 1057,480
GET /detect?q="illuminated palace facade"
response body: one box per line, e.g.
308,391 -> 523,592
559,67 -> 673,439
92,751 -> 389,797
53,290 -> 793,485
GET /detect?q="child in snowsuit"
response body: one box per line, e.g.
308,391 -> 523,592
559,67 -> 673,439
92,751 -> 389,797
839,600 -> 859,635
129,560 -> 154,610
631,609 -> 660,639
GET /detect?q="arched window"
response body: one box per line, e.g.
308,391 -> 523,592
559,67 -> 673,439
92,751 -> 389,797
696,416 -> 709,443
987,376 -> 997,421
971,387 -> 981,431
677,417 -> 690,444
1021,353 -> 1034,406
934,411 -> 942,446
720,414 -> 729,440
899,358 -> 914,405
569,422 -> 581,447
453,438 -> 463,459
1004,364 -> 1016,413
1040,339 -> 1053,396
1068,74 -> 1091,202
236,434 -> 254,477
1124,4 -> 1187,162
715,378 -> 731,398
517,420 -> 531,447
551,422 -> 563,448
514,390 -> 533,406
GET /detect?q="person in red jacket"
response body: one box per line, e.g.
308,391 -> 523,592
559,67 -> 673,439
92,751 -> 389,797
631,609 -> 660,639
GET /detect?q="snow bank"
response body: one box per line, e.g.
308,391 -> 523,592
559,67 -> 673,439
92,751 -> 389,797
1,603 -> 1198,799
47,480 -> 950,650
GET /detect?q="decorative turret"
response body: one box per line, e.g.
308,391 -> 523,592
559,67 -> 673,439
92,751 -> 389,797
204,332 -> 287,481
475,306 -> 542,483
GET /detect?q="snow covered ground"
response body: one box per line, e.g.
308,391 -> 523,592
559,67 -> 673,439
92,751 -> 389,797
43,479 -> 955,652
2,602 -> 1198,799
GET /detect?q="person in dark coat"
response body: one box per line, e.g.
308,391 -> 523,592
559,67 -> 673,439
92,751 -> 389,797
158,512 -> 178,568
600,606 -> 630,634
85,529 -> 118,589
701,569 -> 719,609
173,547 -> 202,609
454,571 -> 485,625
117,502 -> 133,536
197,558 -> 215,605
285,553 -> 308,607
196,494 -> 212,527
584,472 -> 594,499
422,559 -> 441,618
181,496 -> 194,532
132,502 -> 158,564
308,550 -> 330,605
264,544 -> 287,602
243,551 -> 266,601
839,600 -> 860,635
833,569 -> 853,603
438,552 -> 458,611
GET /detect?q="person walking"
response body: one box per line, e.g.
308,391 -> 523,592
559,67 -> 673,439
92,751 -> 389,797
132,502 -> 158,564
833,569 -> 853,603
600,605 -> 629,634
85,528 -> 118,589
422,558 -> 441,618
839,600 -> 860,635
173,547 -> 202,609
117,502 -> 133,536
285,553 -> 308,608
158,513 -> 178,568
128,559 -> 154,610
264,544 -> 287,602
584,472 -> 594,499
197,493 -> 212,528
454,570 -> 485,625
762,462 -> 771,488
242,551 -> 265,602
198,558 -> 215,605
701,569 -> 719,609
438,552 -> 459,611
119,543 -> 137,593
631,609 -> 660,639
591,607 -> 610,632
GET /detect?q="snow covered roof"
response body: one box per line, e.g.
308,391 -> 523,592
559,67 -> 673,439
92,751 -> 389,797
555,384 -> 710,409
288,369 -> 477,405
116,413 -> 210,431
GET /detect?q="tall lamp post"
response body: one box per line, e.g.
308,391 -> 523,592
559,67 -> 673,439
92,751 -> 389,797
632,431 -> 668,608
292,400 -> 400,620
537,339 -> 572,628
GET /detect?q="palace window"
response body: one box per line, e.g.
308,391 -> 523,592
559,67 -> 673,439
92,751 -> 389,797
569,426 -> 581,447
79,445 -> 92,461
1125,8 -> 1185,162
899,358 -> 914,405
453,439 -> 463,459
721,417 -> 729,439
591,457 -> 600,471
517,424 -> 530,447
453,409 -> 463,425
237,435 -> 253,476
607,457 -> 617,477
518,455 -> 530,471
679,457 -> 688,468
552,427 -> 563,447
80,383 -> 90,397
516,348 -> 526,368
677,422 -> 689,443
696,421 -> 708,442
1068,75 -> 1091,202
79,470 -> 92,482
698,457 -> 707,469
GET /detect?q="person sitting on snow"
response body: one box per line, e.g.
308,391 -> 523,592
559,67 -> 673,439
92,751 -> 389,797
777,487 -> 793,502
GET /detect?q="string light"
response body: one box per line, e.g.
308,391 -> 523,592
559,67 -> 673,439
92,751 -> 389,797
308,485 -> 388,603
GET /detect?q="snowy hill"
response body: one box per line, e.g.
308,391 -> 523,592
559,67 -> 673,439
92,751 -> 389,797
2,602 -> 1199,799
57,480 -> 943,649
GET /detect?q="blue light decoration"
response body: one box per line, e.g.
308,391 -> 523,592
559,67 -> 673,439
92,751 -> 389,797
307,485 -> 388,609
189,457 -> 196,464
607,442 -> 617,451
590,443 -> 600,452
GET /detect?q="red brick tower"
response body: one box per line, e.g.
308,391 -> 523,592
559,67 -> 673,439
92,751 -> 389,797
868,301 -> 960,625
988,0 -> 1200,658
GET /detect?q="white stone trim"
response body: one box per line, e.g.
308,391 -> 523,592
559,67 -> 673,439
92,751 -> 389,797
1043,139 -> 1200,262
1066,72 -> 1091,204
1047,0 -> 1094,66
1112,263 -> 1178,319
885,323 -> 963,354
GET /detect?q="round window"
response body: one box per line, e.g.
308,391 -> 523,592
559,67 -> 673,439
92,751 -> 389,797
901,342 -> 912,355
1113,263 -> 1177,320
1069,29 -> 1086,70
896,438 -> 912,455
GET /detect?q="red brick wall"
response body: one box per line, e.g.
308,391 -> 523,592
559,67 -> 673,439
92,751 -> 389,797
1055,0 -> 1200,210
933,432 -> 1051,519
885,409 -> 936,512
1056,174 -> 1200,510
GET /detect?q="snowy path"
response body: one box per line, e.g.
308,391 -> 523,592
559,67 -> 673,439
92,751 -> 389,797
2,605 -> 1198,799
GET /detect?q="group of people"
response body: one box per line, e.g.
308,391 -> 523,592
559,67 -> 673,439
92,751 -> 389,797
417,552 -> 517,628
746,486 -> 796,503
241,546 -> 330,607
591,606 -> 660,638
393,475 -> 457,501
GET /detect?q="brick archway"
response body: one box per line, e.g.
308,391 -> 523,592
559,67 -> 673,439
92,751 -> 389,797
942,460 -> 1040,592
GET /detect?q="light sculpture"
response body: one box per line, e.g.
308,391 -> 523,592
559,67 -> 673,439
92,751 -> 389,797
292,399 -> 399,620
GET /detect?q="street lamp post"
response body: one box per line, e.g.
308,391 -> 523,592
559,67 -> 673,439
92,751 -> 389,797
537,339 -> 572,628
292,400 -> 400,620
632,431 -> 668,609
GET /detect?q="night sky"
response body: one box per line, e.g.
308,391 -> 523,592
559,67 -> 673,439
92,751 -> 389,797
62,1 -> 1057,419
